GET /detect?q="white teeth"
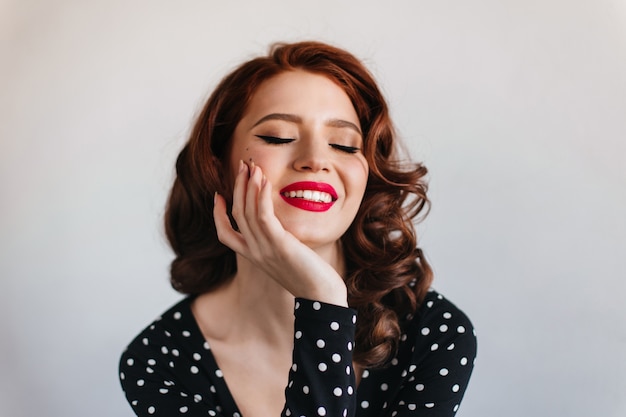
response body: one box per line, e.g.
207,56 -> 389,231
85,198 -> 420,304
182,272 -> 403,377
283,190 -> 333,203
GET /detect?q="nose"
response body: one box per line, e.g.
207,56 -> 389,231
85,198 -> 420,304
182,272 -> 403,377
292,137 -> 330,173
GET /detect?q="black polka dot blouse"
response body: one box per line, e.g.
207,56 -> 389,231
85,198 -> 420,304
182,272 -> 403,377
119,290 -> 476,417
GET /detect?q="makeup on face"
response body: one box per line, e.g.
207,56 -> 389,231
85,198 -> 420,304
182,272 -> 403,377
279,181 -> 338,212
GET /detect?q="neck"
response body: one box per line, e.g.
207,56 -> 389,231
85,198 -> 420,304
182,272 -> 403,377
193,241 -> 346,344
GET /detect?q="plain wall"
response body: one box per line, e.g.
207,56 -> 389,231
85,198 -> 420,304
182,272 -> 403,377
1,1 -> 625,416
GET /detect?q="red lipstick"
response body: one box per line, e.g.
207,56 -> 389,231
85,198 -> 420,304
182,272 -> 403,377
279,181 -> 338,212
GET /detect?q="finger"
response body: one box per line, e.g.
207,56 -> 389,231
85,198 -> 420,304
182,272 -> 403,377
244,161 -> 263,236
257,173 -> 284,237
230,160 -> 253,238
213,192 -> 247,254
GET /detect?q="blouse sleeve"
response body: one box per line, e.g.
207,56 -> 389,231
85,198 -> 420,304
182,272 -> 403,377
283,298 -> 358,417
387,297 -> 477,416
119,298 -> 357,417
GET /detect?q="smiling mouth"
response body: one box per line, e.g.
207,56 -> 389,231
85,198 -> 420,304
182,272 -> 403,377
279,181 -> 338,212
281,189 -> 334,203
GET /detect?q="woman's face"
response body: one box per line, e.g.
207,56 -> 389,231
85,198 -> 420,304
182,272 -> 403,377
228,70 -> 369,250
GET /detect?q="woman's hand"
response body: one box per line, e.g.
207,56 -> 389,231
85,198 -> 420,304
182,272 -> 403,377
213,160 -> 348,307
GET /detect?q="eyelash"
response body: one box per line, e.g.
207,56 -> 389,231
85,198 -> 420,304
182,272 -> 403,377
256,135 -> 361,154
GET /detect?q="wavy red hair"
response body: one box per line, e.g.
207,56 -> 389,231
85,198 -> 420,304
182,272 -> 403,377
165,41 -> 433,368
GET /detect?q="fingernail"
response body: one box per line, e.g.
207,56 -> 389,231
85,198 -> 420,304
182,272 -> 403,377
250,161 -> 255,175
238,160 -> 244,173
214,191 -> 218,205
262,175 -> 267,187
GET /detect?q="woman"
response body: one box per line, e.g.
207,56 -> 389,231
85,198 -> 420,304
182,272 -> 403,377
119,41 -> 476,417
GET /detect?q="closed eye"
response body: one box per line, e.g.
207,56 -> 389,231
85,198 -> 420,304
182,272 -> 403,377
330,144 -> 360,154
255,135 -> 294,144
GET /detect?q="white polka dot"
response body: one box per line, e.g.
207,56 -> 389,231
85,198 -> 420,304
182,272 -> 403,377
127,358 -> 134,366
285,408 -> 291,416
408,404 -> 416,410
148,359 -> 156,365
148,406 -> 155,414
439,368 -> 449,376
295,331 -> 302,339
169,361 -> 174,368
234,413 -> 240,417
425,403 -> 435,408
288,380 -> 293,388
362,369 -> 370,378
453,404 -> 459,412
401,334 -> 407,341
409,365 -> 417,372
191,353 -> 201,361
164,330 -> 171,337
313,301 -> 321,310
333,387 -> 342,396
437,294 -> 443,299
210,385 -> 216,393
391,358 -> 399,366
303,385 -> 309,394
352,315 -> 356,324
120,372 -> 125,380
190,366 -> 199,374
457,325 -> 466,333
443,312 -> 452,319
330,321 -> 340,331
346,365 -> 351,375
447,343 -> 455,350
209,411 -> 217,416
161,346 -> 168,354
137,379 -> 145,386
381,383 -> 388,391
401,370 -> 407,377
172,349 -> 180,357
164,380 -> 174,386
194,394 -> 202,403
347,386 -> 354,395
439,324 -> 448,332
318,363 -> 327,372
332,353 -> 341,363
317,406 -> 326,416
316,339 -> 325,348
427,301 -> 434,308
415,383 -> 425,391
295,301 -> 300,309
421,327 -> 430,336
159,388 -> 168,394
173,311 -> 182,320
180,392 -> 188,397
182,330 -> 191,337
292,364 -> 298,372
452,384 -> 460,392
142,338 -> 149,346
215,369 -> 223,378
361,401 -> 369,409
203,342 -> 210,350
460,357 -> 468,366
146,367 -> 154,374
179,406 -> 188,413
431,343 -> 439,351
343,409 -> 348,417
347,341 -> 352,351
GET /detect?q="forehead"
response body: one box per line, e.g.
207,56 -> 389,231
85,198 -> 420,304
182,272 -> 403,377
241,70 -> 360,126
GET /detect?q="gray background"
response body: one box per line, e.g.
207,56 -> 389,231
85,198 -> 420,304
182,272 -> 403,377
2,0 -> 625,416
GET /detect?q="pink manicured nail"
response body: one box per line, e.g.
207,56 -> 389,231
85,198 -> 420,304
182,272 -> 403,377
238,160 -> 244,173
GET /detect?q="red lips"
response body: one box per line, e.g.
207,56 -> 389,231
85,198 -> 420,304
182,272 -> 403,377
279,181 -> 338,212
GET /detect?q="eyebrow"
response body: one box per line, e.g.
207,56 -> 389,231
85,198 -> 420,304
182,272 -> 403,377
252,113 -> 362,136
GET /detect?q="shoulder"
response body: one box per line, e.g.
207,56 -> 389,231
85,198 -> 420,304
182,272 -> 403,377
119,296 -> 210,373
407,290 -> 477,364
